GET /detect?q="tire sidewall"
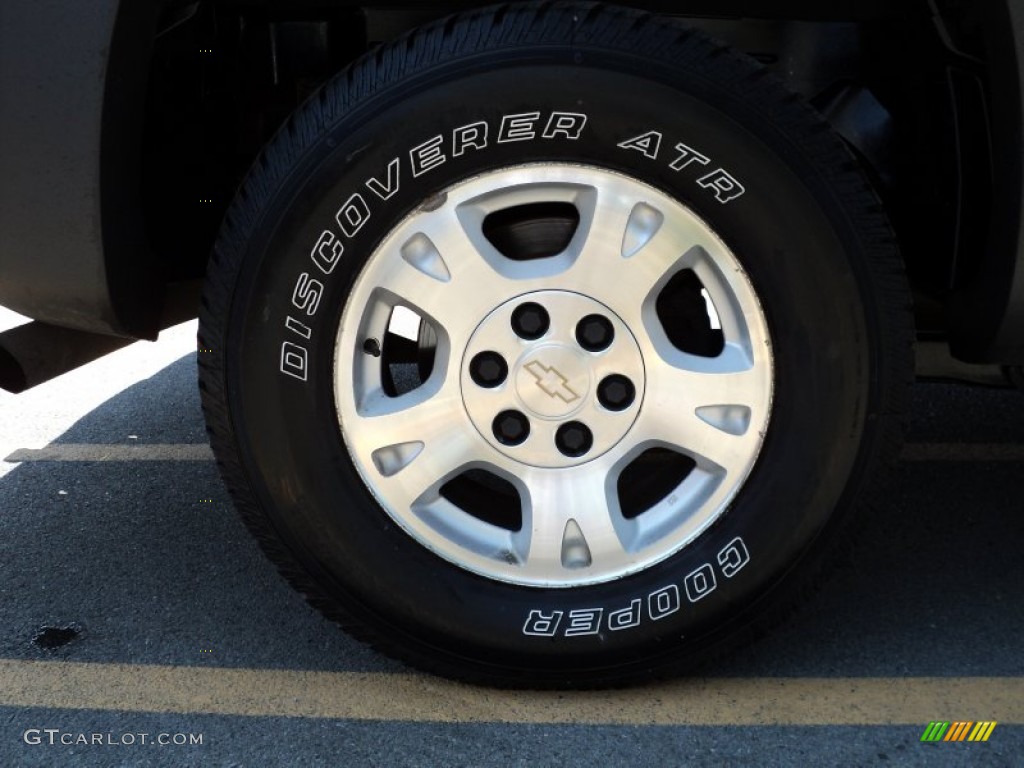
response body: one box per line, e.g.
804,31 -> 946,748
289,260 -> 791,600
224,54 -> 874,675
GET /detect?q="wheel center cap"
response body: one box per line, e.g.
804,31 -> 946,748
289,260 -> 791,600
461,290 -> 646,469
515,345 -> 590,419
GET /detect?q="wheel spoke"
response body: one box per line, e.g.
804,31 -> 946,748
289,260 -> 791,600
568,190 -> 731,330
335,164 -> 773,587
687,245 -> 753,348
377,207 -> 519,344
637,354 -> 769,474
348,387 -> 479,508
515,465 -> 628,573
568,189 -> 662,302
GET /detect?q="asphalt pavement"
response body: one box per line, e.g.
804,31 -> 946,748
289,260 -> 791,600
0,308 -> 1021,767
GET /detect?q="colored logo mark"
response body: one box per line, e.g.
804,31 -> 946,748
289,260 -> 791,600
920,721 -> 997,742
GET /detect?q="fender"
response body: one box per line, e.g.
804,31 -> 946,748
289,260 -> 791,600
0,0 -> 162,338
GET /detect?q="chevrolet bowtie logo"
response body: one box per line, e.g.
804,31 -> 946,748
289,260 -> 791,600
524,360 -> 580,403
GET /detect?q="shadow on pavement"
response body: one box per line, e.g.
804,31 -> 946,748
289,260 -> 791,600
0,353 -> 401,673
0,354 -> 1021,677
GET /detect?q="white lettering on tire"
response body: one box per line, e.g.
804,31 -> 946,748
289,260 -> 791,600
291,272 -> 324,316
607,599 -> 642,631
366,158 -> 401,201
616,127 -> 746,204
564,608 -> 604,636
683,563 -> 717,603
522,537 -> 751,637
697,168 -> 746,204
617,130 -> 663,159
285,316 -> 312,339
717,536 -> 750,578
669,142 -> 711,171
648,584 -> 681,621
311,230 -> 343,275
279,342 -> 309,381
276,109 -> 750,391
542,111 -> 587,140
453,121 -> 489,156
523,609 -> 563,636
497,112 -> 541,143
335,193 -> 372,237
410,135 -> 447,177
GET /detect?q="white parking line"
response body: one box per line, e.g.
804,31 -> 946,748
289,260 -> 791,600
0,661 -> 1021,724
900,443 -> 1024,462
5,442 -> 1024,464
4,444 -> 214,462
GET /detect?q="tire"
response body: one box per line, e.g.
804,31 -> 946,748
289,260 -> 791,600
198,2 -> 912,687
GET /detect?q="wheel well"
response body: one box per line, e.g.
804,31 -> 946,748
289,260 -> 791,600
140,1 -> 996,350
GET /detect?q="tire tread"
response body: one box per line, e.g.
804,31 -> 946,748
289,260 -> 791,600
198,0 -> 913,687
